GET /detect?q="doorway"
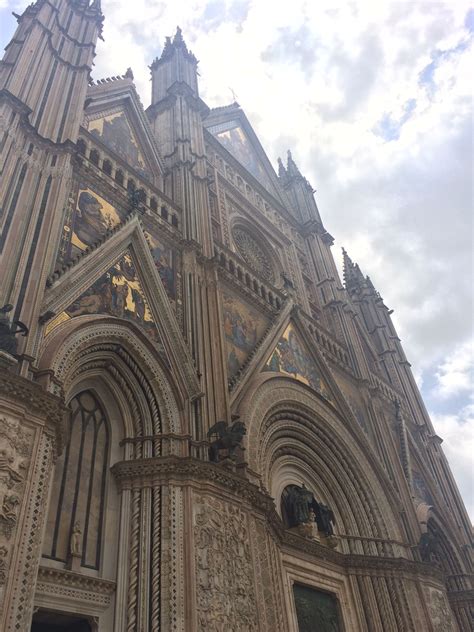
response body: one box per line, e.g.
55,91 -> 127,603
31,609 -> 93,632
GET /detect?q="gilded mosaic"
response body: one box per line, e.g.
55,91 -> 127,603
58,187 -> 127,263
46,253 -> 163,349
264,323 -> 331,401
212,123 -> 273,190
145,231 -> 176,303
222,293 -> 268,376
88,111 -> 151,179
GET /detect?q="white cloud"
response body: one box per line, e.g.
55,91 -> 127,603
1,0 -> 472,517
430,404 -> 474,521
433,339 -> 473,399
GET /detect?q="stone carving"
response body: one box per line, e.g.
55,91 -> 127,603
194,496 -> 258,631
232,226 -> 273,281
423,586 -> 456,631
207,419 -> 246,463
0,417 -> 33,539
70,522 -> 82,556
0,304 -> 28,355
0,545 -> 9,585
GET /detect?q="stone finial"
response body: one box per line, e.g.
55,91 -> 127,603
286,149 -> 301,177
124,67 -> 134,80
277,157 -> 287,178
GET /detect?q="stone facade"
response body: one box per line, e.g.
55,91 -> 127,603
0,2 -> 472,631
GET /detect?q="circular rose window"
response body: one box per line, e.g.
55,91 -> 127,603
232,226 -> 274,282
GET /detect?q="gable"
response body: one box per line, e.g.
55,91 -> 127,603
88,109 -> 152,179
263,322 -> 332,402
45,250 -> 166,355
209,120 -> 274,189
205,106 -> 284,202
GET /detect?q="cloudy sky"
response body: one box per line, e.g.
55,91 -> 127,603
1,0 -> 472,519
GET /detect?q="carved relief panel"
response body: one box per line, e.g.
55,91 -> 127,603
193,495 -> 258,631
0,415 -> 34,607
423,586 -> 458,632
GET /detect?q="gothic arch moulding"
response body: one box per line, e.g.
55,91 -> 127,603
237,374 -> 406,549
37,316 -> 183,438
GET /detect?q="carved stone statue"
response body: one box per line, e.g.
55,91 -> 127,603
314,501 -> 336,536
207,419 -> 246,463
70,521 -> 82,556
0,304 -> 28,355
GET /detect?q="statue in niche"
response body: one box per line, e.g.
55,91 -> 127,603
0,304 -> 28,356
285,484 -> 315,527
207,418 -> 246,463
314,502 -> 336,537
419,531 -> 440,565
70,522 -> 83,556
284,484 -> 337,538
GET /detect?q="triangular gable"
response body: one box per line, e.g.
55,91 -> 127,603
205,105 -> 285,203
84,77 -> 164,182
42,217 -> 201,401
87,109 -> 152,179
46,250 -> 166,355
222,291 -> 269,377
262,321 -> 332,403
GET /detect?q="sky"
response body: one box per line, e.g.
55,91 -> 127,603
1,0 -> 472,520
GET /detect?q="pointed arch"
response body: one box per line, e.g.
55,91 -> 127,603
238,375 -> 409,555
38,316 -> 183,439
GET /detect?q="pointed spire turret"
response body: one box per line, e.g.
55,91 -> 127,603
342,248 -> 366,292
277,157 -> 287,179
287,149 -> 302,177
149,28 -> 199,103
278,149 -> 321,224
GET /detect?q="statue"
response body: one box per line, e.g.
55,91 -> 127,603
0,304 -> 28,355
285,484 -> 315,527
314,502 -> 336,536
207,419 -> 246,463
419,531 -> 439,564
70,521 -> 82,556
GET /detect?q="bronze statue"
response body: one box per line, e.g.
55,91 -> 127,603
314,501 -> 336,536
207,419 -> 246,463
0,304 -> 28,355
285,484 -> 315,527
419,531 -> 439,563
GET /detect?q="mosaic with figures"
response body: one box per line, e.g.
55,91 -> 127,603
222,292 -> 268,377
58,187 -> 127,263
264,323 -> 331,401
88,111 -> 151,179
210,121 -> 273,190
145,230 -> 176,303
46,253 -> 164,352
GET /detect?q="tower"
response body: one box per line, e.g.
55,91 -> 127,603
0,7 -> 472,632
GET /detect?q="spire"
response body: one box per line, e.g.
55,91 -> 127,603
286,149 -> 302,177
277,157 -> 287,179
342,248 -> 365,292
173,26 -> 185,46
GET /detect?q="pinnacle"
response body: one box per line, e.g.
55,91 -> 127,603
286,149 -> 302,177
342,247 -> 364,290
277,157 -> 287,178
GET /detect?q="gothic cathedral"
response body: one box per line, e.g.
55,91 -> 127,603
0,2 -> 472,631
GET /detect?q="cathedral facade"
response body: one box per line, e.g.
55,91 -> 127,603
0,2 -> 472,631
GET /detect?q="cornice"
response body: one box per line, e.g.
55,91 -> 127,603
110,455 -> 444,583
37,566 -> 116,596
